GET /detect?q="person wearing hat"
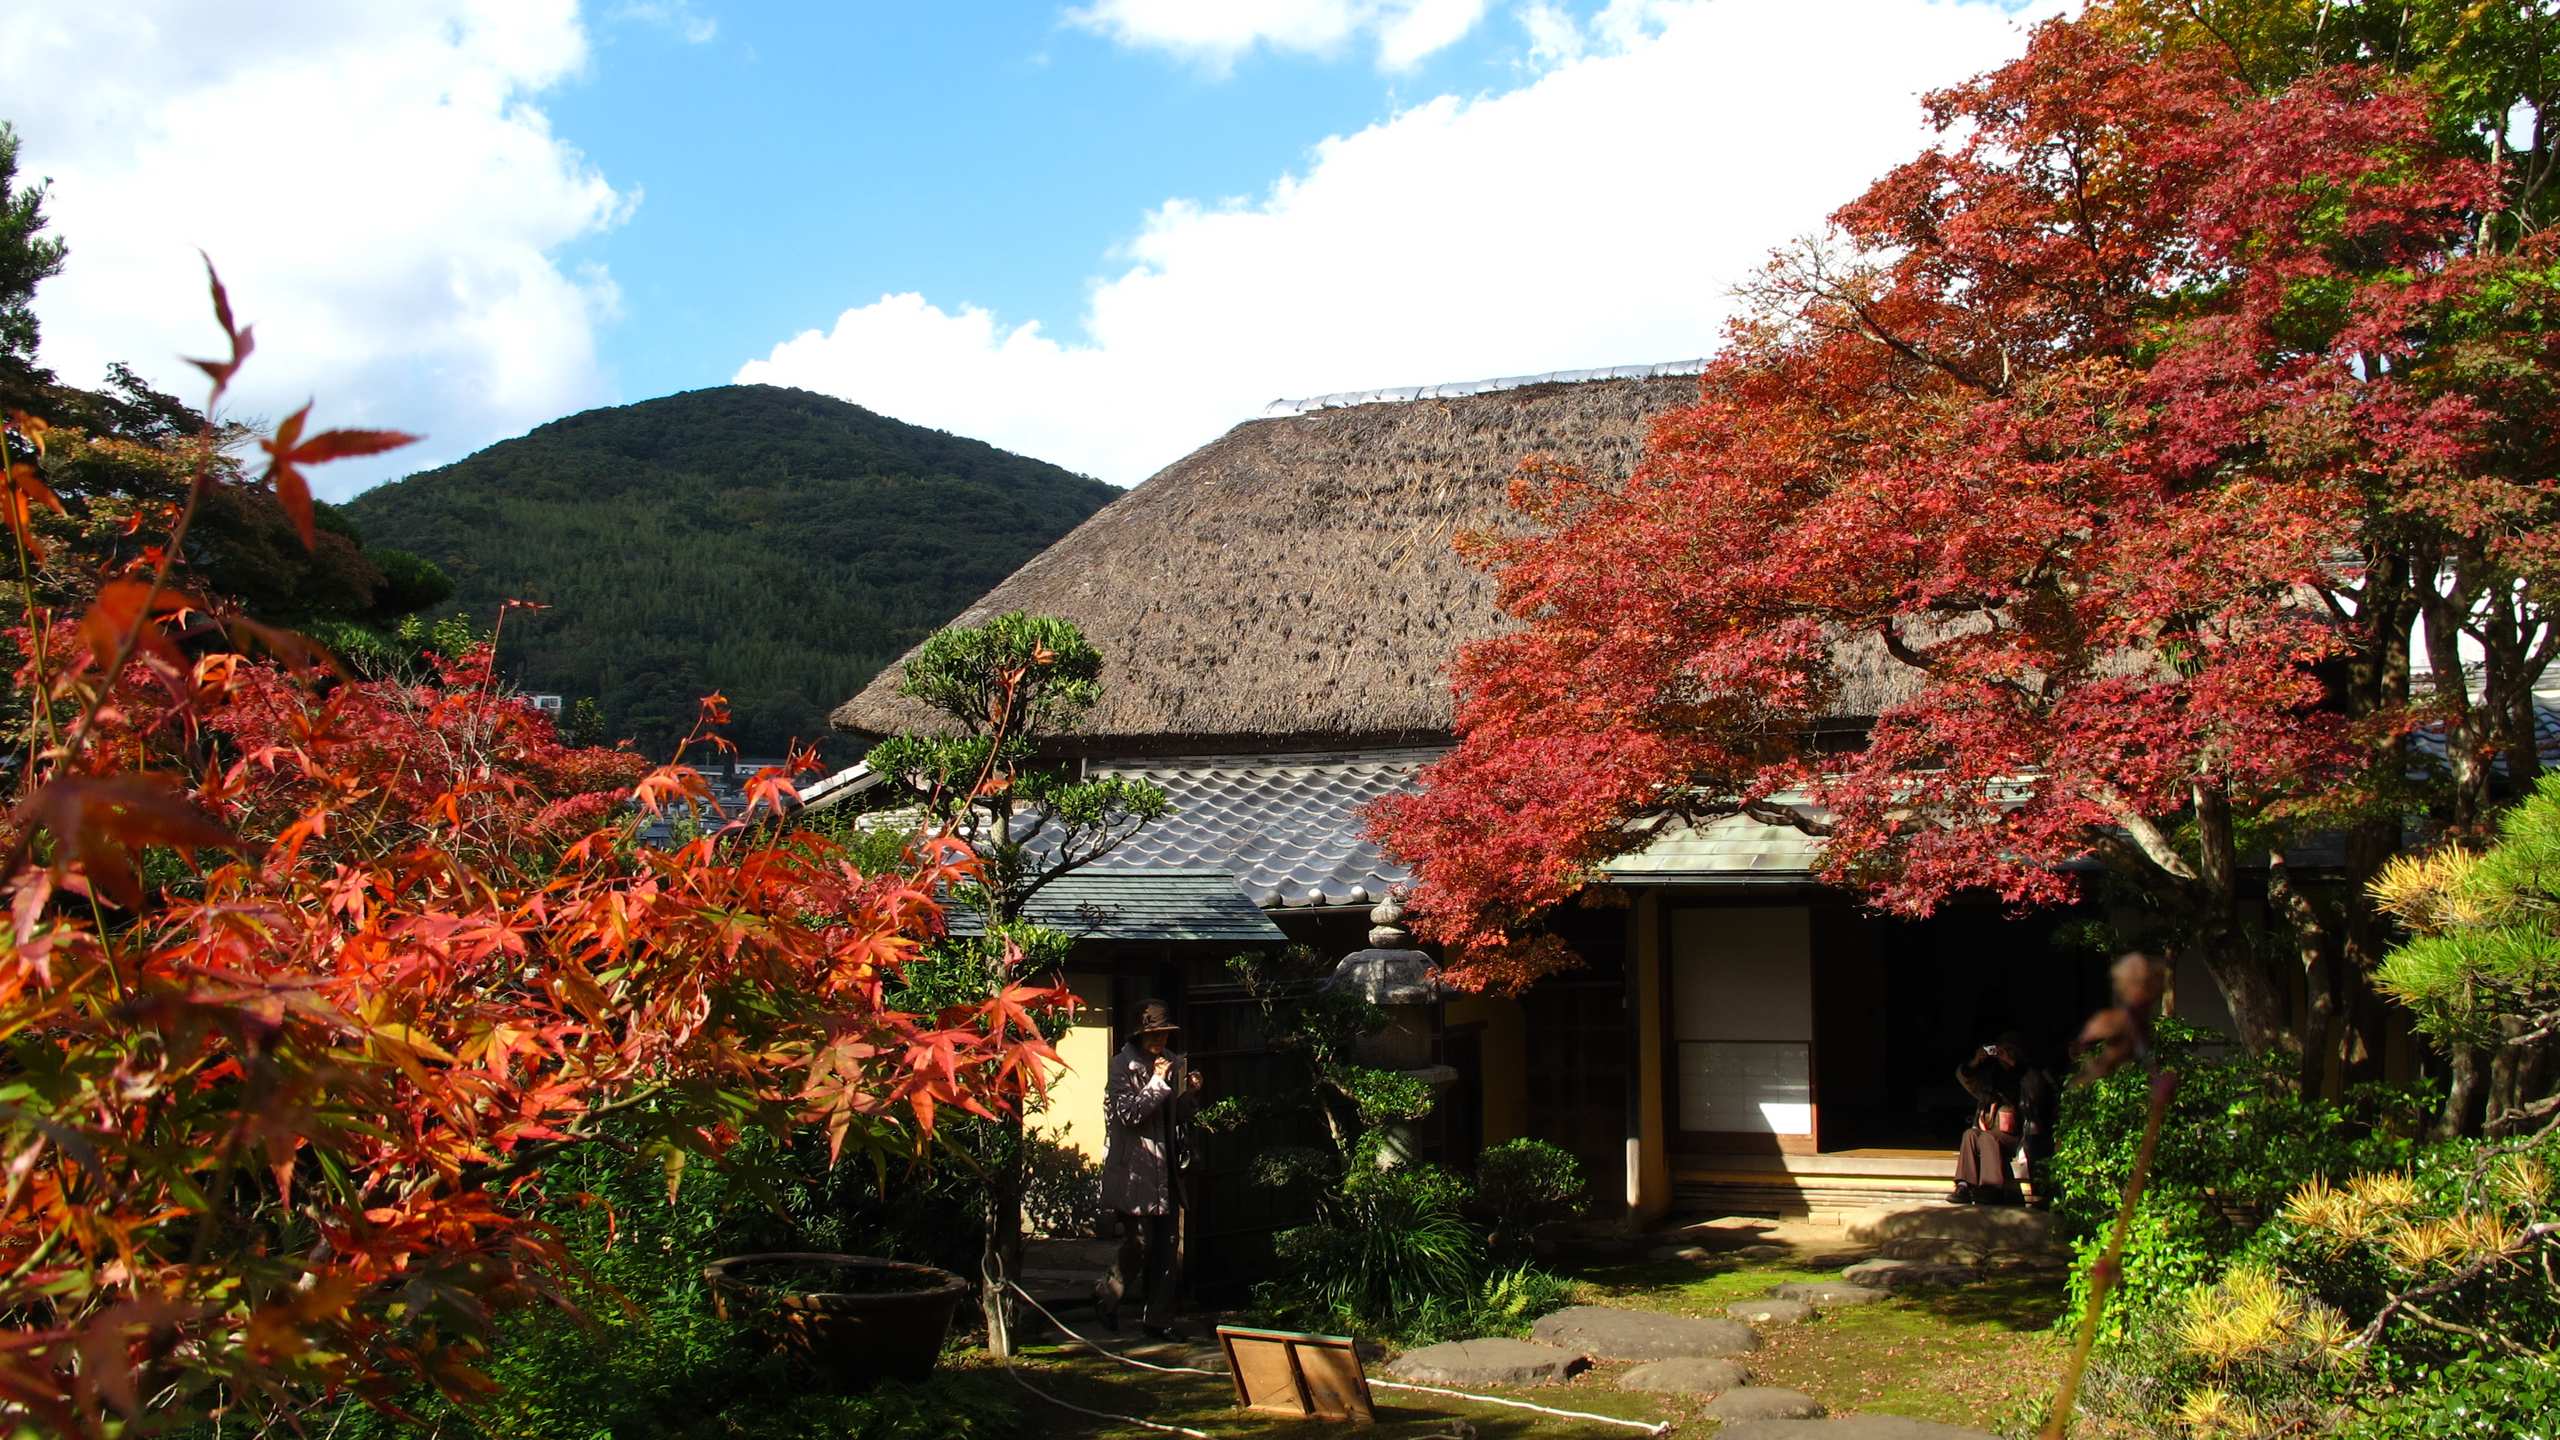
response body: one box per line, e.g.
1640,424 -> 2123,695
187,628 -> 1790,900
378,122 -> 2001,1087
1097,999 -> 1202,1339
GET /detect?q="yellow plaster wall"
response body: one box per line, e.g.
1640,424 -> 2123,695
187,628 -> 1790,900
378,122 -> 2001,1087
1445,994 -> 1527,1146
1028,971 -> 1113,1164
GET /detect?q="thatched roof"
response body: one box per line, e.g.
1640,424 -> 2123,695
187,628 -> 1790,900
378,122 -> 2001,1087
834,376 -> 1704,752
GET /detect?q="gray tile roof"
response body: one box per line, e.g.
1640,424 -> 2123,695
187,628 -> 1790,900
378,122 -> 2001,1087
2408,689 -> 2560,773
1003,699 -> 2560,905
1074,750 -> 1441,910
945,868 -> 1286,943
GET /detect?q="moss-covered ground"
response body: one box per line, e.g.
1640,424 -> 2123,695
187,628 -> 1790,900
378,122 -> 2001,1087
960,1239 -> 2070,1437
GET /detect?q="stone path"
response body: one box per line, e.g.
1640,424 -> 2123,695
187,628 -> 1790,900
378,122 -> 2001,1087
1840,1258 -> 1976,1291
1384,1337 -> 1586,1387
1768,1281 -> 1887,1308
1531,1305 -> 1756,1361
1704,1386 -> 1827,1420
1618,1356 -> 1751,1395
1378,1203 -> 2054,1434
1601,1265 -> 2002,1438
1724,1297 -> 1814,1326
1715,1419 -> 2013,1439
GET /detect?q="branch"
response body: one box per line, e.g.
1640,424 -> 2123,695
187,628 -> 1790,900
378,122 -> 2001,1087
1738,798 -> 1833,838
2352,1222 -> 2560,1350
2265,853 -> 2341,946
1874,617 -> 1937,671
2526,614 -> 2560,682
2398,1303 -> 2534,1357
1799,259 -> 1999,395
2494,1087 -> 2560,1138
1007,814 -> 1155,913
2088,784 -> 2200,884
471,1083 -> 674,1186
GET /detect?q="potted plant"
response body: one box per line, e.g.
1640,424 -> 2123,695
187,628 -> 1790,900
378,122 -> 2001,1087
704,1252 -> 971,1385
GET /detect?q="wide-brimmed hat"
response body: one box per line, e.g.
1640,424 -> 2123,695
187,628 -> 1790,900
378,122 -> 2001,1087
1133,1000 -> 1179,1037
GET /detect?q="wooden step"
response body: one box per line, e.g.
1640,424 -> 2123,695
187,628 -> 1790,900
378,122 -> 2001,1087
1675,1170 -> 1948,1219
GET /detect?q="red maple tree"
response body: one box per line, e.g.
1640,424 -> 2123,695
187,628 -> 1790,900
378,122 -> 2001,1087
1375,15 -> 2560,1084
0,269 -> 1066,1434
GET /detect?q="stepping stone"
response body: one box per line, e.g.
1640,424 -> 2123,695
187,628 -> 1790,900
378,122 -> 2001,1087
1618,1357 -> 1751,1395
1768,1281 -> 1887,1308
1842,1203 -> 2062,1261
1715,1419 -> 2000,1439
1384,1338 -> 1586,1387
1703,1387 -> 1826,1420
1647,1244 -> 1713,1262
1724,1297 -> 1813,1326
1842,1258 -> 1976,1290
1530,1305 -> 1756,1361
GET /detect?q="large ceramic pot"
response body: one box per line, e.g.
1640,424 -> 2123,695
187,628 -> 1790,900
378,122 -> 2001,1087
703,1252 -> 970,1385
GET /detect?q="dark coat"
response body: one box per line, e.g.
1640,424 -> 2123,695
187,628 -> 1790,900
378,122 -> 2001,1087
1100,1041 -> 1192,1216
1956,1050 -> 2057,1157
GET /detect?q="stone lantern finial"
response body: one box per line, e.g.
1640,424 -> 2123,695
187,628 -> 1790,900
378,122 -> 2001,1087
1367,894 -> 1410,949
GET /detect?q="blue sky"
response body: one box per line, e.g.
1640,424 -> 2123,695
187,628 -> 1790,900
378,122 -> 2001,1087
548,3 -> 1519,406
5,1 -> 2061,493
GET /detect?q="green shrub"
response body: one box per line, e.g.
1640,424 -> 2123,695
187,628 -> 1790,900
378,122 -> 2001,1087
2049,1020 -> 2428,1247
2076,1260 -> 2362,1438
312,1120 -> 1011,1440
2250,1135 -> 2560,1385
2059,1185 -> 2236,1345
1462,1264 -> 1578,1337
1260,1163 -> 1479,1336
1473,1139 -> 1588,1257
2341,1353 -> 2560,1440
1022,1132 -> 1101,1238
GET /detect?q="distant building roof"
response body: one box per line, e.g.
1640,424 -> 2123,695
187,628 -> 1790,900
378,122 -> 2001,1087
2408,688 -> 2560,773
795,761 -> 883,812
944,868 -> 1286,944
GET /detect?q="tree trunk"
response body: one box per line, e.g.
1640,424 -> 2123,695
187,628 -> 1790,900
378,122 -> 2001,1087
2485,1015 -> 2528,1138
2418,567 -> 2493,836
2267,860 -> 2343,1099
2192,931 -> 2302,1069
2437,1044 -> 2484,1141
978,1143 -> 1025,1357
2187,782 -> 2304,1069
2503,678 -> 2546,793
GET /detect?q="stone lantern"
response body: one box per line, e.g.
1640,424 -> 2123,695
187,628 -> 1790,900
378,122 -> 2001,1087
1326,895 -> 1456,1167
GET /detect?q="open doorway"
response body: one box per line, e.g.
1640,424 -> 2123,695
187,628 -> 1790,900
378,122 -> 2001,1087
1811,900 -> 2112,1152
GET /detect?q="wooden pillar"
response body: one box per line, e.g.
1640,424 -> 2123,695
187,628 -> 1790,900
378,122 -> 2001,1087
1626,891 -> 1671,1223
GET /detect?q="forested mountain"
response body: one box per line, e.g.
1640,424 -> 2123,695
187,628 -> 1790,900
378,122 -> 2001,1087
344,384 -> 1119,757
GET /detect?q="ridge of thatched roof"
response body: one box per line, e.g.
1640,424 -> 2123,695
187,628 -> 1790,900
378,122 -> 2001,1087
833,376 -> 1703,752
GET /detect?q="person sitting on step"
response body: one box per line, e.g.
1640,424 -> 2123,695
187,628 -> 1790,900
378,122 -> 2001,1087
1949,1030 -> 2052,1206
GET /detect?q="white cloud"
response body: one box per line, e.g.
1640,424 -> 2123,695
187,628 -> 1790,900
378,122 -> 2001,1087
613,1 -> 719,45
2,1 -> 629,496
1068,0 -> 1493,73
741,0 -> 2066,486
1517,2 -> 1588,67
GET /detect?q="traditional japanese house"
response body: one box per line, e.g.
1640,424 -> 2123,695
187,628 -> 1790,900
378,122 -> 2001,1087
829,370 -> 2243,1225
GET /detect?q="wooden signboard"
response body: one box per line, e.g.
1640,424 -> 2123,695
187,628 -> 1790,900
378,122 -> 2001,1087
1215,1324 -> 1376,1424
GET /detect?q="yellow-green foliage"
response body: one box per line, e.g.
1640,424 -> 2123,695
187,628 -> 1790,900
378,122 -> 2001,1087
2370,773 -> 2560,1050
2285,1166 -> 2533,1279
2145,1263 -> 2359,1438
